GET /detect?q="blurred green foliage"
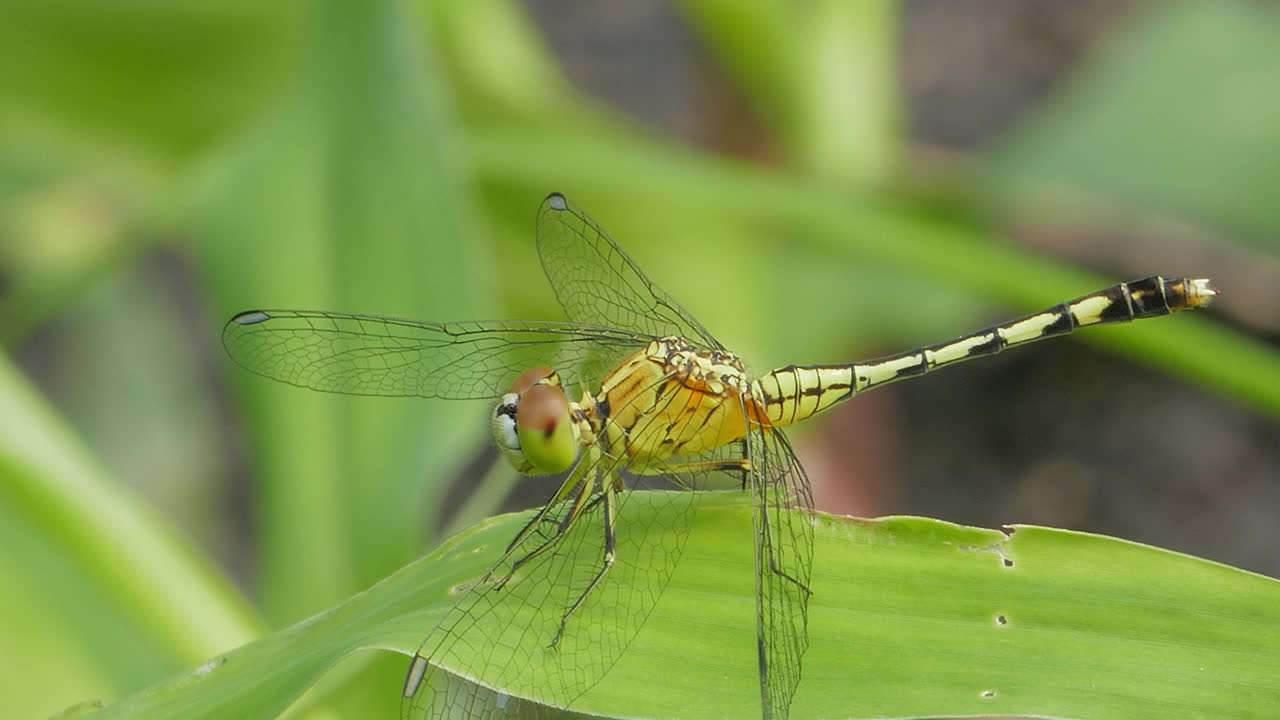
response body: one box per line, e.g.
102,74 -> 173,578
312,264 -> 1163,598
0,0 -> 1277,718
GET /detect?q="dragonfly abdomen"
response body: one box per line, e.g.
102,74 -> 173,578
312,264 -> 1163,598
756,276 -> 1215,426
755,366 -> 855,428
850,276 -> 1215,394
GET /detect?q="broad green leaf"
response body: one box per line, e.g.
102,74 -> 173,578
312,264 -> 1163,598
95,491 -> 1279,719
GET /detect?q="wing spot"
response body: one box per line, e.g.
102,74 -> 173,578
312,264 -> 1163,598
232,310 -> 270,325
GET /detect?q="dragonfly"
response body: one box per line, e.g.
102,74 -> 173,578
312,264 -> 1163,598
222,192 -> 1215,719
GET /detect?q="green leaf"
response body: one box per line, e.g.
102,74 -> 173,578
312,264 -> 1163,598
96,492 -> 1280,719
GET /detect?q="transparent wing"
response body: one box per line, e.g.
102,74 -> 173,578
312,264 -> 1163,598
744,422 -> 814,720
222,309 -> 653,400
537,192 -> 726,351
403,372 -> 724,718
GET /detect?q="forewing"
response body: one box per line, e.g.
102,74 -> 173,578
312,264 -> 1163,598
402,369 -> 712,718
744,423 -> 815,720
537,192 -> 725,350
222,310 -> 650,400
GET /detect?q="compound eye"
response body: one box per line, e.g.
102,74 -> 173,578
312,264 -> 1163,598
515,383 -> 577,474
510,366 -> 555,395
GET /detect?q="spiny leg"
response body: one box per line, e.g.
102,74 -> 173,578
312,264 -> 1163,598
504,449 -> 626,559
491,533 -> 561,591
494,469 -> 586,574
528,490 -> 609,560
503,505 -> 558,556
550,484 -> 618,650
490,519 -> 567,590
640,446 -> 808,596
757,489 -> 808,597
747,425 -> 813,599
632,455 -> 752,491
532,361 -> 745,655
633,444 -> 810,595
544,369 -> 713,649
770,543 -> 812,598
493,470 -> 600,590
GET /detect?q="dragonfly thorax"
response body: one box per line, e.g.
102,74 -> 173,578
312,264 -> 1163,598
582,337 -> 762,466
652,336 -> 751,396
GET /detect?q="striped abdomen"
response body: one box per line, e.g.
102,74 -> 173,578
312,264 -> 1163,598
756,276 -> 1215,427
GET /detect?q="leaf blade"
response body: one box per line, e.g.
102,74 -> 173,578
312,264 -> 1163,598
94,492 -> 1280,719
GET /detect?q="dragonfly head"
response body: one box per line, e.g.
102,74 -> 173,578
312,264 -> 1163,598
491,367 -> 580,476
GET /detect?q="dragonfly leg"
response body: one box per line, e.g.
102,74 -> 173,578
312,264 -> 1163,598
500,454 -> 596,557
630,455 -> 752,491
488,515 -> 565,589
762,502 -> 813,599
769,552 -> 813,597
513,488 -> 609,544
493,470 -> 602,591
501,509 -> 554,557
485,449 -> 603,589
550,484 -> 618,650
492,536 -> 558,590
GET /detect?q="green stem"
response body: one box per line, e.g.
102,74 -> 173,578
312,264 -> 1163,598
0,353 -> 262,664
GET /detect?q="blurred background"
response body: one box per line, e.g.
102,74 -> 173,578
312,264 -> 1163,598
2,0 -> 1278,718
